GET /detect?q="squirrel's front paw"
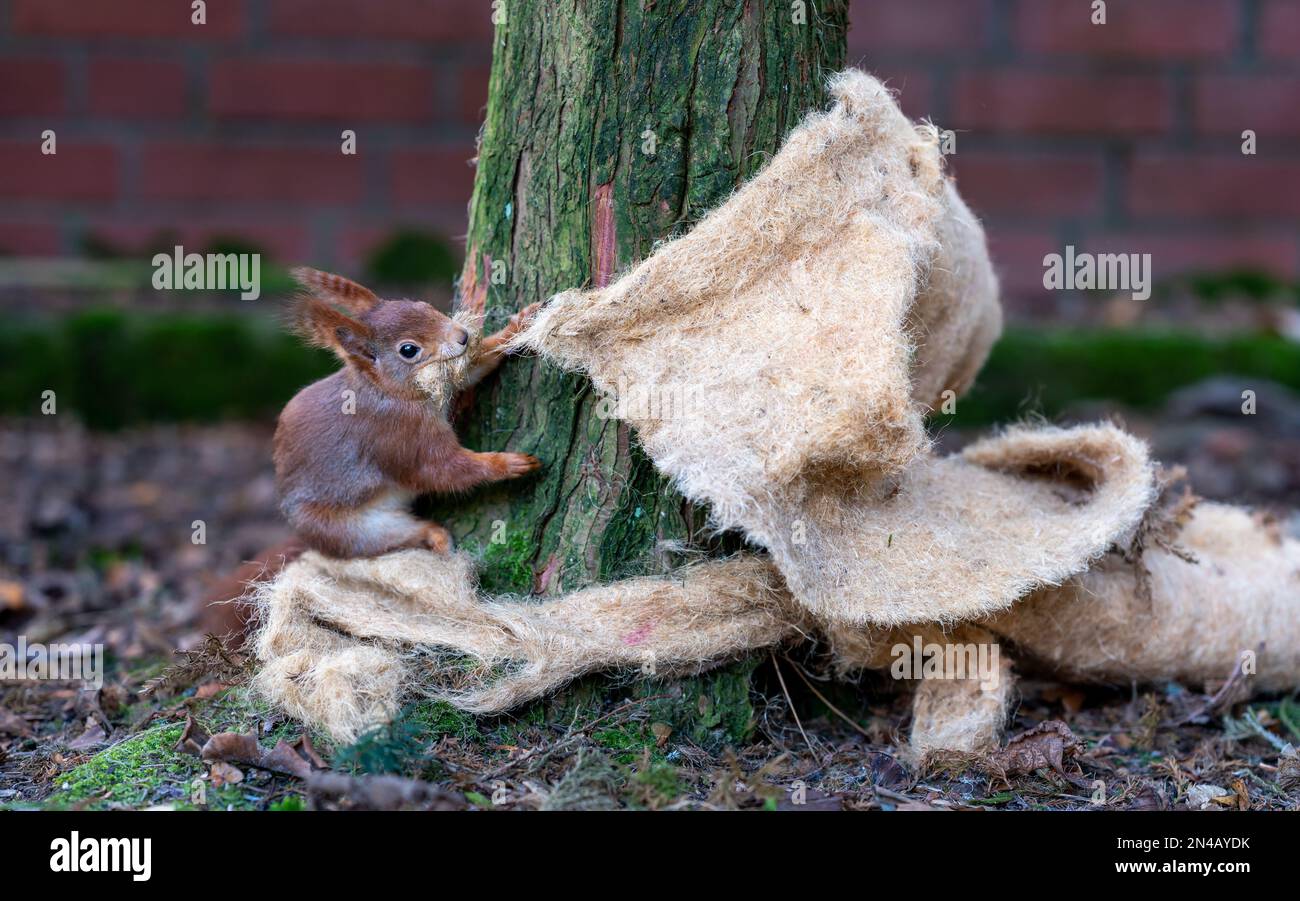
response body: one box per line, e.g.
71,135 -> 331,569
502,453 -> 542,477
504,302 -> 541,338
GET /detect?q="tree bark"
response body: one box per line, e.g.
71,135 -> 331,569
439,0 -> 848,598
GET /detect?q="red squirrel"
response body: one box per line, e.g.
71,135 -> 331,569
274,267 -> 541,558
199,267 -> 539,638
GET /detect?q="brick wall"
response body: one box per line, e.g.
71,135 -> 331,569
0,0 -> 489,269
853,0 -> 1300,312
1,0 -> 1297,314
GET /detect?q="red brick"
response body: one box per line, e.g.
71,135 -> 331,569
1129,154 -> 1300,218
268,0 -> 493,42
0,222 -> 62,255
211,60 -> 435,122
139,142 -> 363,204
1260,1 -> 1300,60
982,227 -> 1063,297
84,218 -> 310,262
391,148 -> 476,208
13,0 -> 243,38
868,67 -> 935,121
1194,76 -> 1300,138
954,71 -> 1172,136
848,0 -> 989,54
950,153 -> 1105,217
0,59 -> 66,116
1087,232 -> 1298,277
0,142 -> 117,202
338,224 -> 403,266
88,59 -> 188,118
337,220 -> 465,269
1016,0 -> 1236,60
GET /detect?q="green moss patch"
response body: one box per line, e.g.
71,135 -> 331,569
45,723 -> 201,809
939,328 -> 1300,427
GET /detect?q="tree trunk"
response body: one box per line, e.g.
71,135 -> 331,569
439,0 -> 848,599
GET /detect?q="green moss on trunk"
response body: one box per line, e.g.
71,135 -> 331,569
438,0 -> 849,596
422,0 -> 849,735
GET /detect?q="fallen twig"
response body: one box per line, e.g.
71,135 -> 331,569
1173,649 -> 1256,726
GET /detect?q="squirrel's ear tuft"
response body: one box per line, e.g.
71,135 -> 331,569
293,296 -> 377,371
290,267 -> 379,314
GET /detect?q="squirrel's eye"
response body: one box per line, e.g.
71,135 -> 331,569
398,343 -> 420,360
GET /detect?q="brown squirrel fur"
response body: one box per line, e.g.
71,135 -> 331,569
198,537 -> 303,638
199,269 -> 538,638
275,267 -> 541,558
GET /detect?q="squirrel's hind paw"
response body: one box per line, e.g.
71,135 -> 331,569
421,523 -> 454,554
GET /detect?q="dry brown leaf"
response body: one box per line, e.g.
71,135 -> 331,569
195,681 -> 234,700
987,721 -> 1083,775
173,715 -> 211,757
295,734 -> 327,770
0,580 -> 25,612
0,708 -> 32,737
209,761 -> 244,787
1187,783 -> 1229,809
200,731 -> 314,779
1229,777 -> 1251,811
66,719 -> 109,751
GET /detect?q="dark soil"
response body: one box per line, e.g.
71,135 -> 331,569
2,395 -> 1297,811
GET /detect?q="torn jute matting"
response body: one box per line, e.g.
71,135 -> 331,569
254,71 -> 1300,751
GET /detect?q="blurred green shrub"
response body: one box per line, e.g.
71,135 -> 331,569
0,310 -> 333,429
949,328 -> 1300,425
364,230 -> 459,287
2,316 -> 1298,430
1159,267 -> 1300,306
